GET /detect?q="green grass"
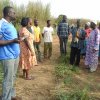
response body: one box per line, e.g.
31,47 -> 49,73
55,87 -> 90,100
0,63 -> 3,84
0,63 -> 3,94
54,45 -> 100,100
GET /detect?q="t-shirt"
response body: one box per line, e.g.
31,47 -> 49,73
0,18 -> 20,60
42,26 -> 54,42
33,26 -> 41,42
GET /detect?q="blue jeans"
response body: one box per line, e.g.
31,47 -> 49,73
1,57 -> 19,100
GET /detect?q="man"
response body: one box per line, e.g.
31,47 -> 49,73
42,20 -> 54,59
57,15 -> 69,56
70,19 -> 85,66
33,19 -> 42,62
0,6 -> 21,100
85,21 -> 100,72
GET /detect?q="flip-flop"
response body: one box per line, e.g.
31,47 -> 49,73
34,64 -> 38,66
25,76 -> 34,80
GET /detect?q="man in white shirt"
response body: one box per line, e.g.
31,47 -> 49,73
42,20 -> 54,59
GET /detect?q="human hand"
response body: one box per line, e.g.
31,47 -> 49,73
93,49 -> 97,53
31,51 -> 34,56
39,41 -> 41,44
20,35 -> 29,41
13,38 -> 21,43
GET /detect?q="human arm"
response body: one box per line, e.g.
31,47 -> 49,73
22,29 -> 34,56
39,33 -> 42,44
42,27 -> 45,38
76,29 -> 85,40
0,38 -> 20,46
93,30 -> 100,52
57,25 -> 60,37
24,38 -> 34,56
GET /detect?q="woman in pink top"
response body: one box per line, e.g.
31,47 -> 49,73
85,22 -> 91,38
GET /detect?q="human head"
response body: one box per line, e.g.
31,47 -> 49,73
98,23 -> 100,29
62,15 -> 67,22
27,17 -> 33,27
85,22 -> 90,29
71,24 -> 75,29
47,20 -> 51,27
34,19 -> 38,26
3,6 -> 16,21
21,17 -> 28,27
85,24 -> 89,30
86,22 -> 90,26
90,21 -> 97,29
76,19 -> 81,28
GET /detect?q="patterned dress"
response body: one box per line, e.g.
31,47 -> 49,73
19,27 -> 37,70
85,28 -> 100,71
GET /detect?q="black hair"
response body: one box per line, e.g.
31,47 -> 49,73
3,6 -> 13,17
21,17 -> 28,27
77,19 -> 81,23
34,19 -> 38,23
47,20 -> 50,23
27,17 -> 31,22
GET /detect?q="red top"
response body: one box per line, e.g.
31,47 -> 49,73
85,28 -> 91,38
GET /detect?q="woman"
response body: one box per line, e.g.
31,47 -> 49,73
19,17 -> 37,80
98,23 -> 100,59
85,21 -> 100,72
81,22 -> 91,57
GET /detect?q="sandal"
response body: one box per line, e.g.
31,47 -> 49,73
25,76 -> 34,80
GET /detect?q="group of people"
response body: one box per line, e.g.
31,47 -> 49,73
0,6 -> 54,100
57,15 -> 100,73
0,6 -> 100,100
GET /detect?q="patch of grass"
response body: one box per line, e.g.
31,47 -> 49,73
0,63 -> 3,94
55,64 -> 73,78
0,63 -> 3,84
55,87 -> 90,100
54,50 -> 100,100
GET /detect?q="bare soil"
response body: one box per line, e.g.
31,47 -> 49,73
15,35 -> 100,100
16,35 -> 59,100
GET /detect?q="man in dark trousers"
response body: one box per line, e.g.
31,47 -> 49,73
70,19 -> 85,66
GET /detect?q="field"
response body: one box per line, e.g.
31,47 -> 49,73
0,35 -> 100,100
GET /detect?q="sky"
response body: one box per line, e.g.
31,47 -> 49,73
12,0 -> 100,21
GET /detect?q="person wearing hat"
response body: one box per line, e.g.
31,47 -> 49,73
85,22 -> 91,38
85,21 -> 100,72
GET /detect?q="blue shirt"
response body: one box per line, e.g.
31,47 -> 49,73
0,18 -> 20,60
70,27 -> 85,49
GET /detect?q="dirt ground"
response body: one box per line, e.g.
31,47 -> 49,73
16,35 -> 59,100
15,35 -> 100,100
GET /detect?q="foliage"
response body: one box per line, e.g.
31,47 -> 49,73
0,0 -> 51,30
55,88 -> 90,100
0,63 -> 3,84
